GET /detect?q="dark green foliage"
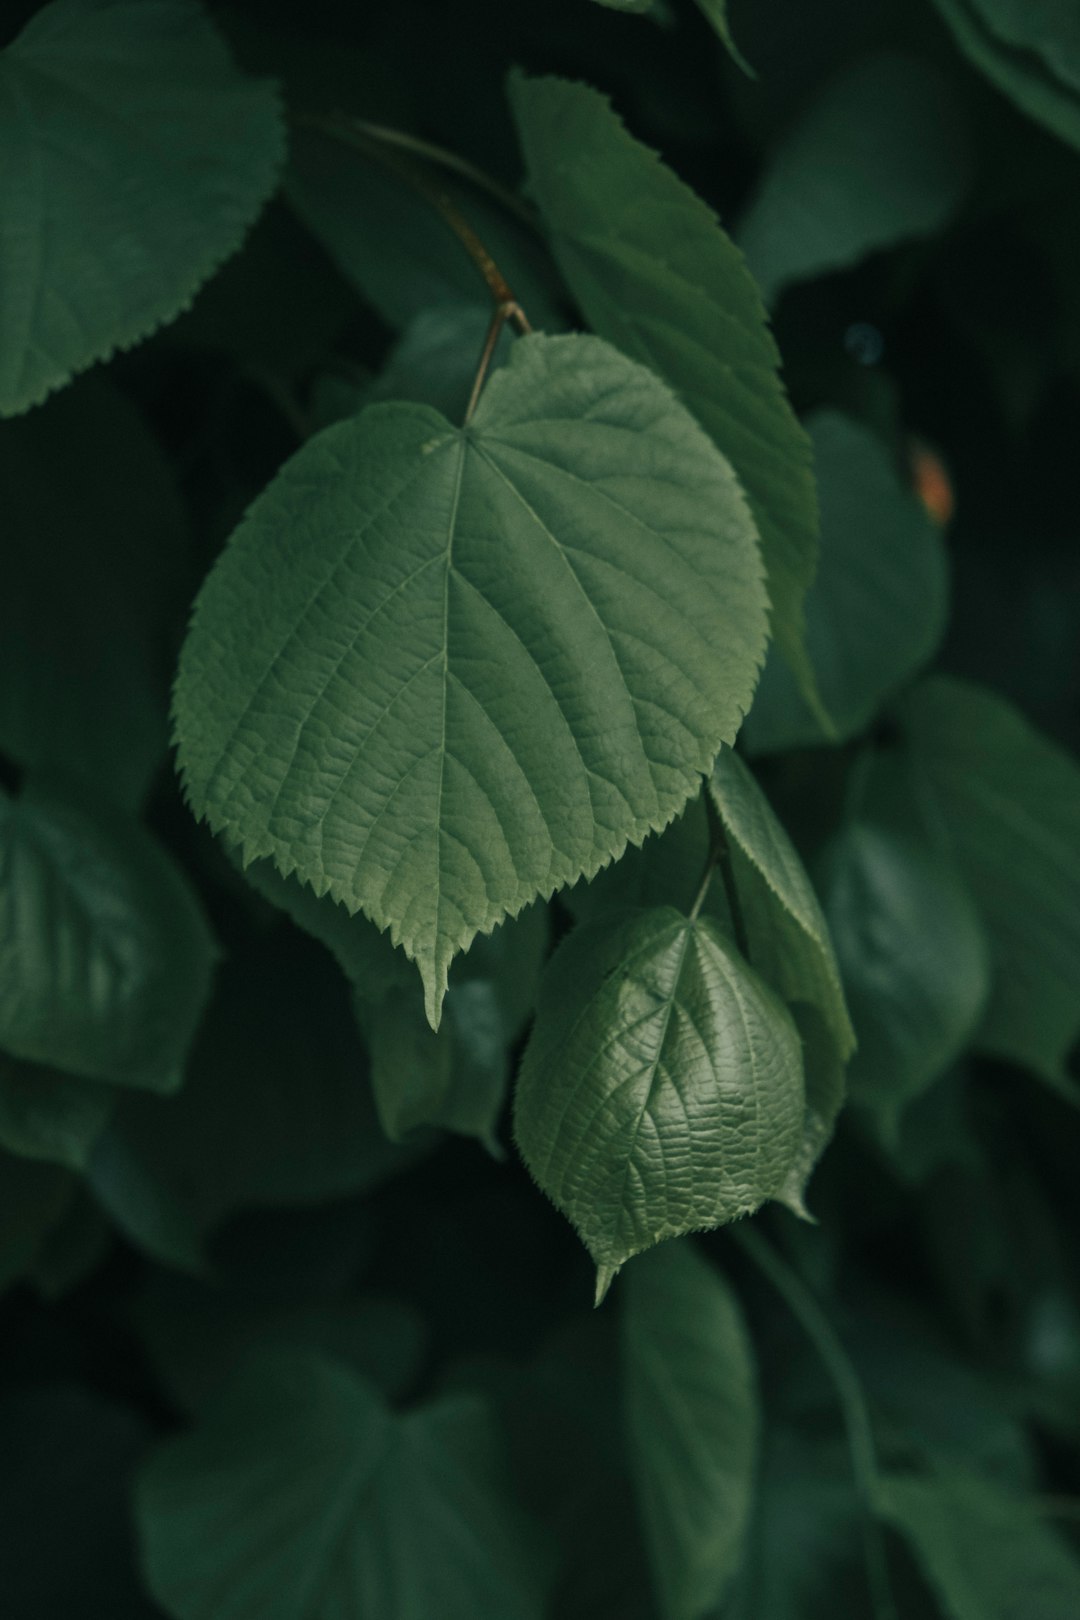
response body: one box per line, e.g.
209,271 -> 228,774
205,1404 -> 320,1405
2,1 -> 1080,1615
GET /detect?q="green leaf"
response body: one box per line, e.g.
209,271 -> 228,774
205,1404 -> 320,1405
98,931 -> 423,1244
744,412 -> 949,753
510,73 -> 823,718
738,53 -> 971,305
775,1003 -> 848,1219
175,331 -> 768,1027
879,1468 -> 1080,1619
819,821 -> 991,1139
361,901 -> 547,1150
709,749 -> 854,1061
30,1189 -> 111,1300
0,786 -> 216,1093
136,1352 -> 548,1619
0,0 -> 285,415
286,128 -> 566,334
0,374 -> 189,810
896,677 -> 1080,1086
513,907 -> 804,1296
622,1242 -> 758,1620
932,0 -> 1080,154
0,1053 -> 114,1171
133,1273 -> 427,1411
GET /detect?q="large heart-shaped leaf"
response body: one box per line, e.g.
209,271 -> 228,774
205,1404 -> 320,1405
0,0 -> 285,415
623,1243 -> 759,1620
514,906 -> 804,1296
136,1352 -> 548,1619
510,74 -> 823,720
175,332 -> 768,1026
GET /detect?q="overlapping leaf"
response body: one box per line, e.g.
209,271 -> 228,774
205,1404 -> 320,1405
0,0 -> 285,414
136,1353 -> 548,1619
509,74 -> 823,716
0,786 -> 216,1094
623,1243 -> 759,1620
175,332 -> 768,1026
738,53 -> 971,303
820,820 -> 991,1138
514,907 -> 804,1295
897,677 -> 1080,1086
744,412 -> 949,753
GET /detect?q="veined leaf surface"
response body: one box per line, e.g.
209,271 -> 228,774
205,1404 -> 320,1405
514,907 -> 804,1294
175,332 -> 768,1026
510,74 -> 822,717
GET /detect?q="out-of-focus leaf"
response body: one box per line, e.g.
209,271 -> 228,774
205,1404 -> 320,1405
880,1467 -> 1080,1618
136,1353 -> 549,1618
932,0 -> 1080,154
738,53 -> 971,304
819,821 -> 991,1139
0,1150 -> 72,1295
897,677 -> 1080,1088
0,786 -> 216,1093
623,1243 -> 758,1619
0,0 -> 285,414
744,412 -> 949,753
0,1053 -> 114,1171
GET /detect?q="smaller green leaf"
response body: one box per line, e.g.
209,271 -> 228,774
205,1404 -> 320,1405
879,1468 -> 1080,1619
738,53 -> 970,304
514,907 -> 804,1296
710,749 -> 855,1060
0,0 -> 286,414
136,1353 -> 548,1620
819,820 -> 991,1139
896,677 -> 1080,1087
0,786 -> 216,1093
744,412 -> 949,754
623,1242 -> 759,1620
0,1053 -> 114,1171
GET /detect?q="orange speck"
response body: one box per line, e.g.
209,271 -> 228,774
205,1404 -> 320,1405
909,440 -> 955,527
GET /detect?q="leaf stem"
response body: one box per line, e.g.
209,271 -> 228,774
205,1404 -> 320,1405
322,117 -> 541,233
731,1224 -> 898,1620
297,112 -> 529,310
463,300 -> 532,427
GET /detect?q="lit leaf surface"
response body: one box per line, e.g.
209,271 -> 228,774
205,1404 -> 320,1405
514,907 -> 804,1294
175,332 -> 767,1026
